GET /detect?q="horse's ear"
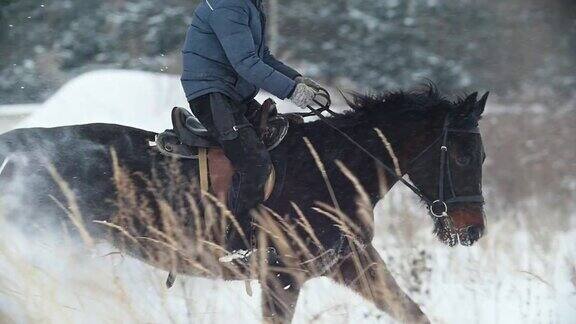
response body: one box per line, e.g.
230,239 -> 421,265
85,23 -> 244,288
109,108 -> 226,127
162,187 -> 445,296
465,92 -> 479,104
475,92 -> 489,117
458,92 -> 478,117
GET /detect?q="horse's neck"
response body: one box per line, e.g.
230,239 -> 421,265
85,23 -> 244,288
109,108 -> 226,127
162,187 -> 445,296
279,118 -> 434,243
295,120 -> 420,205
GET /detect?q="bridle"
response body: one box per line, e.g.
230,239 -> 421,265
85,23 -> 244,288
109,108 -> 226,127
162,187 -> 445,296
298,88 -> 484,225
408,116 -> 485,218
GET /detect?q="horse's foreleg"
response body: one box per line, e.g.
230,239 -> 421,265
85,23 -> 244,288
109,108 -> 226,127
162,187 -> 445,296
260,270 -> 302,324
329,244 -> 430,324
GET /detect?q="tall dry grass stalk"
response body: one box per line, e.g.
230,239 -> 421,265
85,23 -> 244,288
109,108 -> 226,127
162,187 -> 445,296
303,137 -> 340,211
46,163 -> 94,248
373,128 -> 401,177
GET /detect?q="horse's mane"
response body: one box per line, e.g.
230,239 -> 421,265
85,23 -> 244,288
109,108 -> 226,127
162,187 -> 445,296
314,83 -> 480,129
346,83 -> 453,123
350,83 -> 448,113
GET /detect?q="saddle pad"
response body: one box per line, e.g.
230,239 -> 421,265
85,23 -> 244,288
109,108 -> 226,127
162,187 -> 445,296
198,148 -> 275,203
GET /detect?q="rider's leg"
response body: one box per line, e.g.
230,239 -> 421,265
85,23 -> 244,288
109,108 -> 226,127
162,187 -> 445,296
221,127 -> 272,250
189,93 -> 272,251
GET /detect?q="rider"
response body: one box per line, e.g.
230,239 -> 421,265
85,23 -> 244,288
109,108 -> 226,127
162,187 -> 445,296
180,0 -> 323,251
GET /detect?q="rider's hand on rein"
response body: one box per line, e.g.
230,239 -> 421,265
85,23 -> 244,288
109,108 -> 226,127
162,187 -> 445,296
289,83 -> 318,109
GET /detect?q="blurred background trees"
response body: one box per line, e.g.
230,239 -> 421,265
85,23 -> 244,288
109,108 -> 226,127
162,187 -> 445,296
1,0 -> 574,105
0,0 -> 194,103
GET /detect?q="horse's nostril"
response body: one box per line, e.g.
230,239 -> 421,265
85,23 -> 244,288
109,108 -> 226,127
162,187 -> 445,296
467,226 -> 482,241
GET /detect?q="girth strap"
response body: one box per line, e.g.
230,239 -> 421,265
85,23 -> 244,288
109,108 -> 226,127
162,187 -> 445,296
198,148 -> 209,191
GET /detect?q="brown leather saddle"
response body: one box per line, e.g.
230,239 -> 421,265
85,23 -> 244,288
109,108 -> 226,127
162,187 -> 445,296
154,99 -> 300,202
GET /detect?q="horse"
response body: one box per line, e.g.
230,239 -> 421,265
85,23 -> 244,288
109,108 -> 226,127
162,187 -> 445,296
0,86 -> 488,324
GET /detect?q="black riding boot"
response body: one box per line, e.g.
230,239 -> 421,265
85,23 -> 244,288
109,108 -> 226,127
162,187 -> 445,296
189,93 -> 272,251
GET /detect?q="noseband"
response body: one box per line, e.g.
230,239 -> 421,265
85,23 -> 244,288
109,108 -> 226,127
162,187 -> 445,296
302,89 -> 484,224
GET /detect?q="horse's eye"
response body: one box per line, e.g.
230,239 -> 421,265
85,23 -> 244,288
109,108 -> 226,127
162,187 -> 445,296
455,154 -> 471,166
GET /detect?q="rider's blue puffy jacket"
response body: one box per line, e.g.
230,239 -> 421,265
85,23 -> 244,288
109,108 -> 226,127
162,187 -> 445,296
181,0 -> 301,103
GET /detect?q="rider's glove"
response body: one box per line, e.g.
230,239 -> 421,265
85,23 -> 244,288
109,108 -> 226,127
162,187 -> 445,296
295,76 -> 322,90
289,83 -> 317,109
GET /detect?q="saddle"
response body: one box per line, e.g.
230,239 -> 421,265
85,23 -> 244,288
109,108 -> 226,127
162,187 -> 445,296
154,99 -> 300,202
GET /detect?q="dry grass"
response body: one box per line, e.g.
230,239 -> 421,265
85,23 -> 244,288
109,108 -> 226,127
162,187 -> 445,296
0,130 -> 574,323
0,145 -> 398,322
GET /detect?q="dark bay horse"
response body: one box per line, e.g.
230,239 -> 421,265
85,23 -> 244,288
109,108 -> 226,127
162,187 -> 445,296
0,87 -> 488,323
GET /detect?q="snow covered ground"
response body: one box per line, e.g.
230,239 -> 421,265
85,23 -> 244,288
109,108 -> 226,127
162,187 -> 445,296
0,104 -> 39,134
0,70 -> 574,323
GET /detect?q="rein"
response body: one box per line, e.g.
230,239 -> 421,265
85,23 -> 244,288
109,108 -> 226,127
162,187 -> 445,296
299,89 -> 483,222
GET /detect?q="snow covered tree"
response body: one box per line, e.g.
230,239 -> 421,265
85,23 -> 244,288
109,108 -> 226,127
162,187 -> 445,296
0,0 -> 574,105
0,0 -> 198,104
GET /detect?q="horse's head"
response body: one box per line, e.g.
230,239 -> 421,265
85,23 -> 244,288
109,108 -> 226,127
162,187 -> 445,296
405,92 -> 488,246
343,87 -> 488,246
